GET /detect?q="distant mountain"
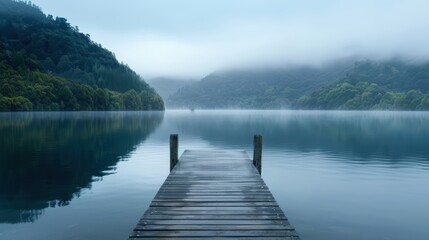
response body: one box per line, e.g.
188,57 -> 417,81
168,58 -> 429,110
147,77 -> 195,106
167,60 -> 355,109
0,0 -> 164,111
297,60 -> 429,110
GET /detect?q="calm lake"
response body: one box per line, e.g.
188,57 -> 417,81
0,110 -> 428,240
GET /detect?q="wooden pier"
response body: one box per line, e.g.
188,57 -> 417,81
129,135 -> 299,239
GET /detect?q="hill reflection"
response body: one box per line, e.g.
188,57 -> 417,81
169,111 -> 429,161
0,112 -> 163,223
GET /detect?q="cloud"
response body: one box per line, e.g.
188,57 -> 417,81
88,0 -> 429,79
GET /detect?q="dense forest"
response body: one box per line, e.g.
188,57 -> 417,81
0,0 -> 164,111
167,60 -> 354,108
168,59 -> 429,110
296,61 -> 429,110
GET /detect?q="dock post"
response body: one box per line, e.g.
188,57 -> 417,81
253,134 -> 262,175
170,134 -> 178,171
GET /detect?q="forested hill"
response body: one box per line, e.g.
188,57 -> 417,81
296,60 -> 429,110
168,59 -> 429,110
167,60 -> 354,109
0,0 -> 164,111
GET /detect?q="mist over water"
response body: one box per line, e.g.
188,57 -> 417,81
0,110 -> 428,240
2,0 -> 428,239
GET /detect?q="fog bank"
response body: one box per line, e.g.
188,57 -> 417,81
33,0 -> 429,78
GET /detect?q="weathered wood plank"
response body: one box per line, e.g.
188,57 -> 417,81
156,191 -> 272,194
150,202 -> 279,207
129,150 -> 299,239
137,219 -> 289,225
163,180 -> 265,183
159,186 -> 268,189
148,208 -> 283,216
135,224 -> 294,230
154,195 -> 275,198
130,230 -> 298,237
130,237 -> 300,240
149,206 -> 283,211
139,215 -> 287,220
154,196 -> 275,199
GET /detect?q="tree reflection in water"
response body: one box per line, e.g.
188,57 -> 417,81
0,112 -> 164,223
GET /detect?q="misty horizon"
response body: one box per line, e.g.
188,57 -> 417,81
31,0 -> 429,79
2,1 -> 429,240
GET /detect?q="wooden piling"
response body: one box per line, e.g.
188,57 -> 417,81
170,134 -> 178,171
253,134 -> 262,175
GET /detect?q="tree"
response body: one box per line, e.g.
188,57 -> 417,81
0,96 -> 33,111
122,90 -> 142,110
57,86 -> 79,110
56,55 -> 72,72
41,57 -> 55,71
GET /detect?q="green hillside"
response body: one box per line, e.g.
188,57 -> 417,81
297,60 -> 429,110
168,59 -> 429,110
167,61 -> 354,109
0,0 -> 164,111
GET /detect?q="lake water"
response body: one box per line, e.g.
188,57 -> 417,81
0,110 -> 428,240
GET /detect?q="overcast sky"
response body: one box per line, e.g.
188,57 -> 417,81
32,0 -> 429,79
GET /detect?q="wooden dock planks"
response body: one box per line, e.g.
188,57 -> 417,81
129,150 -> 299,239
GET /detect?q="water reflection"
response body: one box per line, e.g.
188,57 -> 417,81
167,110 -> 429,165
0,112 -> 164,223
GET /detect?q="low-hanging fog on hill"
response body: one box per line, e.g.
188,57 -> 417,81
27,0 -> 429,110
32,0 -> 429,79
